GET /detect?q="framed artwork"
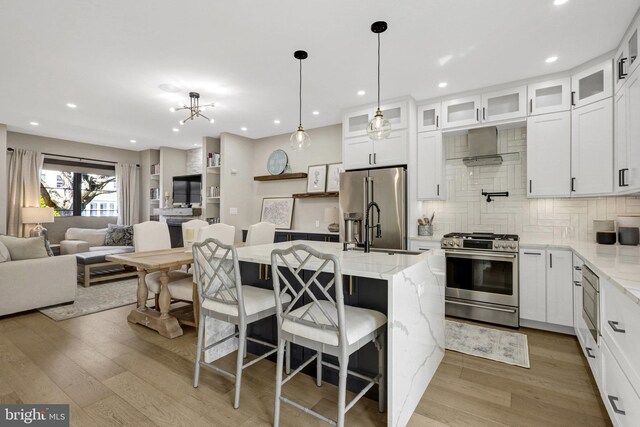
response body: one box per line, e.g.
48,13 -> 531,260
307,164 -> 327,193
326,162 -> 344,192
260,197 -> 295,230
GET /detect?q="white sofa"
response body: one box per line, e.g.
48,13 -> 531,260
60,227 -> 132,254
0,255 -> 76,316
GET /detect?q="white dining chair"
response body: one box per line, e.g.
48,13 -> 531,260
132,221 -> 192,308
245,222 -> 276,246
192,238 -> 291,409
198,223 -> 235,246
270,244 -> 387,427
182,219 -> 209,248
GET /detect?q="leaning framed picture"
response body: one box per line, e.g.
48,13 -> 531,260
326,162 -> 344,192
260,197 -> 295,230
307,164 -> 327,193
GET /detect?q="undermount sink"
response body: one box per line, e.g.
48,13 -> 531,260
349,247 -> 425,256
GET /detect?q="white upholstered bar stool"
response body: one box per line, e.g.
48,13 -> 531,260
182,219 -> 208,248
270,244 -> 387,427
133,221 -> 192,310
245,222 -> 276,246
198,223 -> 235,246
192,238 -> 292,409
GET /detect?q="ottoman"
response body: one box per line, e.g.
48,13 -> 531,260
76,248 -> 137,287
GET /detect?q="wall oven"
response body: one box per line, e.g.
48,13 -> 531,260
582,265 -> 600,344
442,233 -> 520,327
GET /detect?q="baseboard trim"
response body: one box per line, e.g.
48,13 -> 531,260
520,319 -> 575,335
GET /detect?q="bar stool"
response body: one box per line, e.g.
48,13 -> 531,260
245,222 -> 276,246
192,238 -> 291,409
270,244 -> 387,427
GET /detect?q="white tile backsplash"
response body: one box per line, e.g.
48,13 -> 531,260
421,127 -> 640,242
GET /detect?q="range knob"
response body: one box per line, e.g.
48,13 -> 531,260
495,243 -> 503,249
453,241 -> 459,247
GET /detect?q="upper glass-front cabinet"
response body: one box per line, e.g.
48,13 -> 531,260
628,28 -> 638,75
528,78 -> 571,116
571,59 -> 613,109
441,95 -> 481,129
481,86 -> 527,122
343,108 -> 371,138
343,100 -> 408,139
417,103 -> 441,132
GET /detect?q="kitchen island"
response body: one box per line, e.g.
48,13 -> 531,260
214,240 -> 445,427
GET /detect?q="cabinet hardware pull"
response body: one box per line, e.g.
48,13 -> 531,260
549,253 -> 553,268
259,264 -> 263,280
369,153 -> 372,165
621,168 -> 629,187
373,153 -> 377,164
619,57 -> 628,80
571,177 -> 576,192
608,395 -> 626,415
447,299 -> 517,313
476,108 -> 479,121
574,280 -> 582,286
264,264 -> 269,281
574,266 -> 582,271
436,115 -> 439,128
529,179 -> 532,193
437,184 -> 440,196
608,320 -> 626,333
619,169 -> 623,188
482,107 -> 486,120
585,347 -> 595,358
571,91 -> 576,106
349,275 -> 353,296
529,99 -> 533,114
523,252 -> 541,255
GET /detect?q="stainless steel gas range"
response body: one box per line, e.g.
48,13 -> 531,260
442,232 -> 520,327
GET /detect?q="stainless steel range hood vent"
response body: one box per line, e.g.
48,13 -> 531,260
462,126 -> 502,167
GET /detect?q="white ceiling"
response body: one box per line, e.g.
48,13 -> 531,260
0,0 -> 638,151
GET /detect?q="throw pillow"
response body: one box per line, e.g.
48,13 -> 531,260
104,224 -> 134,247
0,235 -> 49,261
0,240 -> 11,263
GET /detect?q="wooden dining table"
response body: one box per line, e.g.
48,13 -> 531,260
106,247 -> 195,338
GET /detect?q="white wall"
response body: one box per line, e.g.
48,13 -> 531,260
251,124 -> 342,232
0,124 -> 7,234
159,147 -> 187,205
420,127 -> 640,242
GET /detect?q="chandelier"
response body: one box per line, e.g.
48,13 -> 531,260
170,92 -> 216,125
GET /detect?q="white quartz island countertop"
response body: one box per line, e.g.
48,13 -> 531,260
520,238 -> 640,306
234,240 -> 446,427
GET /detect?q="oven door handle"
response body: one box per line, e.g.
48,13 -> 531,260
446,299 -> 517,313
445,250 -> 517,260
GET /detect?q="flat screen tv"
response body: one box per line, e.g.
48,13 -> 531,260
172,174 -> 202,206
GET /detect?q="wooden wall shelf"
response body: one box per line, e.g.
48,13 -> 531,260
292,192 -> 339,199
254,172 -> 307,181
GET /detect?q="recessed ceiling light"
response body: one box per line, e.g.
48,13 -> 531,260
30,121 -> 39,126
274,119 -> 281,124
357,90 -> 366,96
546,56 -> 558,63
241,127 -> 248,131
553,0 -> 568,5
438,82 -> 448,88
130,139 -> 137,143
172,128 -> 179,132
158,83 -> 182,93
194,143 -> 200,147
312,111 -> 320,115
66,103 -> 77,109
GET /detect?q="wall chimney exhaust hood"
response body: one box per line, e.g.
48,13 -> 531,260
463,126 -> 502,167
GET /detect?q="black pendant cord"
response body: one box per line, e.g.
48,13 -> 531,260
377,32 -> 381,111
299,58 -> 303,128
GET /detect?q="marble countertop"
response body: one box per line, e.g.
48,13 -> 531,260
520,238 -> 640,306
235,240 -> 439,280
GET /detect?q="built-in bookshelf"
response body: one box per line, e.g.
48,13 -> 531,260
202,136 -> 222,224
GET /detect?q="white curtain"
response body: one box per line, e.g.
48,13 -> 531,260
116,163 -> 138,225
116,163 -> 139,225
7,149 -> 44,237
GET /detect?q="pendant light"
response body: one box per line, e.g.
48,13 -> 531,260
290,50 -> 311,151
367,21 -> 391,140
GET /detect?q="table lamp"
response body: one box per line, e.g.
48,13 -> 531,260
22,207 -> 54,240
324,207 -> 340,233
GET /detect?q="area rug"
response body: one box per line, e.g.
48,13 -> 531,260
445,320 -> 530,368
39,278 -> 145,321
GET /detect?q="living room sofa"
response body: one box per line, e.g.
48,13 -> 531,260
0,254 -> 76,316
60,227 -> 132,254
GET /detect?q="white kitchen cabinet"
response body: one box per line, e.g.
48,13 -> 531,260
343,107 -> 371,139
519,249 -> 546,323
602,342 -> 640,426
379,100 -> 408,131
343,135 -> 374,170
372,131 -> 407,168
526,111 -> 571,198
572,255 -> 588,347
546,249 -> 574,328
417,103 -> 441,132
571,98 -> 614,196
628,26 -> 639,76
528,78 -> 572,115
409,239 -> 440,252
480,86 -> 527,123
615,66 -> 640,193
441,95 -> 481,129
571,59 -> 613,109
417,132 -> 445,200
616,44 -> 629,94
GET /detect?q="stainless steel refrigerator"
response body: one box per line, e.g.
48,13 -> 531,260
339,166 -> 407,250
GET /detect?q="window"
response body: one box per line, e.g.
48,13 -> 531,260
40,162 -> 118,217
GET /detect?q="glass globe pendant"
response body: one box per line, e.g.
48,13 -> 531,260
367,21 -> 391,141
290,50 -> 311,151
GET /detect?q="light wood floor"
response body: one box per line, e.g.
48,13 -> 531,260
0,305 -> 611,426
